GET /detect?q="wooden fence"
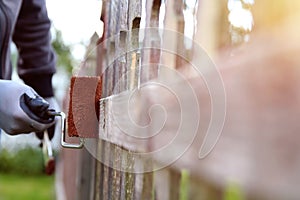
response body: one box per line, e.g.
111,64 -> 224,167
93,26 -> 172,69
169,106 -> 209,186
59,0 -> 300,200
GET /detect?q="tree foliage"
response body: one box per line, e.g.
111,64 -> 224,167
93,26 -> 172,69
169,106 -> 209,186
51,29 -> 74,75
0,147 -> 44,175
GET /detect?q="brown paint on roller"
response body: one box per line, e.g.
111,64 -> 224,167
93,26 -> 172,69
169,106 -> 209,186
67,76 -> 102,138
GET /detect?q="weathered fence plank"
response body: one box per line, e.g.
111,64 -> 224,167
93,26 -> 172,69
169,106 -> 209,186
62,1 -> 300,200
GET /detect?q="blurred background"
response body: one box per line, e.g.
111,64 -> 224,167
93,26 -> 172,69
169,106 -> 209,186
1,0 -> 300,199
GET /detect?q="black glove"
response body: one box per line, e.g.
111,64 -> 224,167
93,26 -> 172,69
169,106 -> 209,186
35,97 -> 60,142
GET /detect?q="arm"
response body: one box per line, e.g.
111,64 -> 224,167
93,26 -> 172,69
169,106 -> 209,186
12,0 -> 56,98
12,0 -> 59,138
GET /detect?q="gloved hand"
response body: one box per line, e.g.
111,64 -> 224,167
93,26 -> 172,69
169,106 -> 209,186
35,97 -> 60,141
0,80 -> 55,135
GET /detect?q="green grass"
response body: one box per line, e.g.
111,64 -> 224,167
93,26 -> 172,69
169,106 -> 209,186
0,173 -> 55,200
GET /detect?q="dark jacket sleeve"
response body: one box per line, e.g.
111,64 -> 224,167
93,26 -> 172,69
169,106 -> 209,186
12,0 -> 56,98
